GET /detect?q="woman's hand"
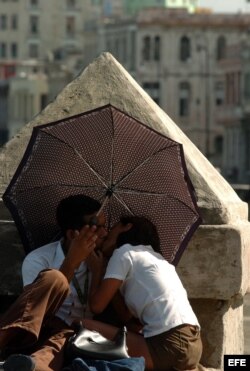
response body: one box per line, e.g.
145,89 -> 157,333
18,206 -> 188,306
86,250 -> 107,275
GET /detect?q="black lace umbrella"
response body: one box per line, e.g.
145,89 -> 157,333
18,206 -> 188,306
3,104 -> 201,264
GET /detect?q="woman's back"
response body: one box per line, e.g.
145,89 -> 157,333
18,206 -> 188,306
104,243 -> 200,337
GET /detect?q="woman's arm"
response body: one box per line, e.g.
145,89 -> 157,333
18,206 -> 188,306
86,250 -> 123,314
89,277 -> 122,314
111,291 -> 133,324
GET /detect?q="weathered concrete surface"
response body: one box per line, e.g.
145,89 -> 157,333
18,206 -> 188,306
244,293 -> 250,354
0,53 -> 249,370
191,296 -> 244,368
0,221 -> 24,295
177,224 -> 250,299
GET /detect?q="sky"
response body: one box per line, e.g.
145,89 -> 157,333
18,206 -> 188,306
199,0 -> 250,13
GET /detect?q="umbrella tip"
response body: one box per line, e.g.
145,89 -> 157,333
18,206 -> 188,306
106,188 -> 113,197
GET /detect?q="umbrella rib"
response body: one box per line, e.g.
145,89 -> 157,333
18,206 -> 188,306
110,109 -> 115,188
114,144 -> 179,187
112,192 -> 135,215
116,189 -> 199,216
11,184 -> 107,193
41,130 -> 109,189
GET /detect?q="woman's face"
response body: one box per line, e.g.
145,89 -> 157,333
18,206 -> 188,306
101,221 -> 131,258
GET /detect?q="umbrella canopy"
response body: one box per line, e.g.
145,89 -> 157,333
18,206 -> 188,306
3,104 -> 201,265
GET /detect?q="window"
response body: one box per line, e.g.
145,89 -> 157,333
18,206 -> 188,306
66,16 -> 75,37
6,64 -> 16,77
143,82 -> 160,104
154,36 -> 160,61
122,37 -> 127,63
66,0 -> 76,8
214,135 -> 223,154
30,15 -> 39,34
180,36 -> 191,62
142,35 -> 161,62
225,72 -> 240,104
0,15 -> 7,30
0,129 -> 8,146
40,94 -> 47,110
179,82 -> 191,117
142,36 -> 150,61
244,73 -> 250,100
115,38 -> 120,60
11,14 -> 18,30
215,81 -> 224,106
30,0 -> 39,6
29,43 -> 39,58
217,36 -> 226,60
11,43 -> 18,58
0,42 -> 7,58
130,29 -> 136,71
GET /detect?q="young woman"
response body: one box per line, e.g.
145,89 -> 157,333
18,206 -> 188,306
85,216 -> 202,371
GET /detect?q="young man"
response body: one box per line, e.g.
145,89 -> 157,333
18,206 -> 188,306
0,195 -> 106,371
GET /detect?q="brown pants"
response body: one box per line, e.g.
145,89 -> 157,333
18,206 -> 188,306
0,269 -> 74,371
146,324 -> 202,371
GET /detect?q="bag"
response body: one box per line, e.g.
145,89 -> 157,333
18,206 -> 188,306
66,325 -> 130,362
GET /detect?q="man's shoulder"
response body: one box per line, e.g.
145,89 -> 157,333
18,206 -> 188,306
25,240 -> 60,260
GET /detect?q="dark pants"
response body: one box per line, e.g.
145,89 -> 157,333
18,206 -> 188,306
0,269 -> 74,371
146,324 -> 202,370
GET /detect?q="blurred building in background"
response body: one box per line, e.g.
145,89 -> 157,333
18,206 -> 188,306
123,0 -> 198,16
217,39 -> 250,185
0,0 -> 250,187
0,0 -> 98,144
98,8 -> 250,177
0,0 -> 91,62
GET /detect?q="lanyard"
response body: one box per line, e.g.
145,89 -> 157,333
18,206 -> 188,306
61,240 -> 89,316
72,271 -> 89,317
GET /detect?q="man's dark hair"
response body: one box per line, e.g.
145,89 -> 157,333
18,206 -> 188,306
56,194 -> 101,236
117,216 -> 161,253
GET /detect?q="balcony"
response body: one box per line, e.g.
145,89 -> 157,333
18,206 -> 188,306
216,105 -> 243,124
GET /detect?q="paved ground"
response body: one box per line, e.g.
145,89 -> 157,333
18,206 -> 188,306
244,293 -> 250,354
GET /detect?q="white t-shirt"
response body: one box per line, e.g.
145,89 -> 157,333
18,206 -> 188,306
22,240 -> 91,326
104,243 -> 200,338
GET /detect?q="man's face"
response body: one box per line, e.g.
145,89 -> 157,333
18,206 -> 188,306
84,212 -> 107,249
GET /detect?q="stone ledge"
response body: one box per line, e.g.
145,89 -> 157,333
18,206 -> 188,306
0,221 -> 24,295
177,223 -> 250,299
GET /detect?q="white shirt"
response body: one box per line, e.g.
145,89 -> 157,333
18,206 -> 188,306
104,243 -> 200,338
22,240 -> 91,326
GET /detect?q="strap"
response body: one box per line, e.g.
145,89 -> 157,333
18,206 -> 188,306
61,240 -> 89,317
72,271 -> 89,317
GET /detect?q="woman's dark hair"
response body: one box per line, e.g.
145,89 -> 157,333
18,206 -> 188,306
56,194 -> 101,236
117,216 -> 161,253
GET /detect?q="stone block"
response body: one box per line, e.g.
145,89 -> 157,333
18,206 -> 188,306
191,296 -> 243,369
177,223 -> 250,299
0,221 -> 24,296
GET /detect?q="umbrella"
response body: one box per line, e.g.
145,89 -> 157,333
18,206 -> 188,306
3,104 -> 201,265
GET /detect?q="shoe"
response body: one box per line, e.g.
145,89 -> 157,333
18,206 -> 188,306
1,354 -> 35,371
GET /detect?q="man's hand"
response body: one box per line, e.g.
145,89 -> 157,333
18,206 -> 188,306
60,225 -> 97,282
